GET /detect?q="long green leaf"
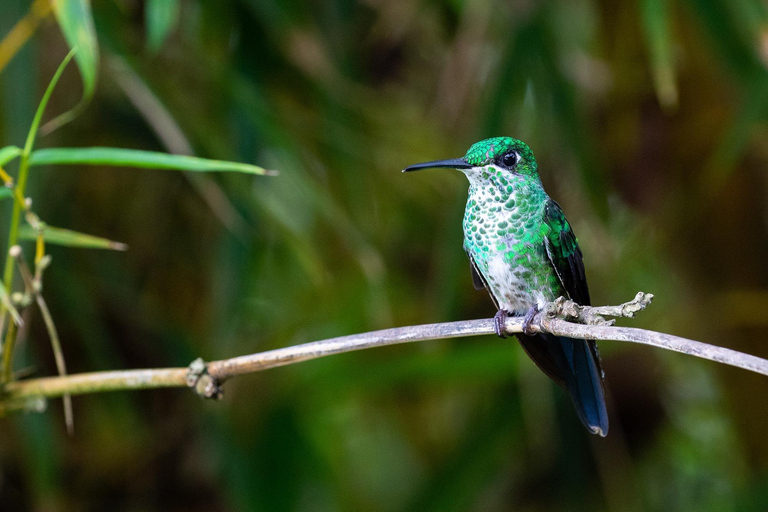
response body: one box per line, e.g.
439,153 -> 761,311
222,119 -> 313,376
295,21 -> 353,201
46,0 -> 99,132
0,146 -> 21,166
29,147 -> 277,175
641,0 -> 678,109
19,225 -> 127,251
24,49 -> 76,155
146,0 -> 180,53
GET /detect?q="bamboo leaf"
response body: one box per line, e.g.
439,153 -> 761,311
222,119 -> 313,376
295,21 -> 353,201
641,0 -> 678,109
0,146 -> 21,166
24,48 -> 76,154
28,147 -> 277,175
46,0 -> 99,132
146,0 -> 180,53
19,225 -> 128,251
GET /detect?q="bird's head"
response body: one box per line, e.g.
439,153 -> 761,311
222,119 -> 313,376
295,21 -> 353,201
403,137 -> 539,184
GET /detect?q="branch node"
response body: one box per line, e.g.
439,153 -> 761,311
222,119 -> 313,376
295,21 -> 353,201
186,357 -> 223,400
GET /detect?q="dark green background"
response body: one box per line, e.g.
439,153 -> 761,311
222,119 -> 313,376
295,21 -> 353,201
2,0 -> 768,510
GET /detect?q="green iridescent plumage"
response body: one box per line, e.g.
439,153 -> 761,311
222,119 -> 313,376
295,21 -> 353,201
459,138 -> 563,312
404,137 -> 608,436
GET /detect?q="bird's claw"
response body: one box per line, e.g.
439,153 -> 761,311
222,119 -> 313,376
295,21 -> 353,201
493,309 -> 509,338
522,305 -> 540,335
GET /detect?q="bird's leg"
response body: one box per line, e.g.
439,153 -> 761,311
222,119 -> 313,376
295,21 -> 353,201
521,305 -> 540,336
493,309 -> 510,338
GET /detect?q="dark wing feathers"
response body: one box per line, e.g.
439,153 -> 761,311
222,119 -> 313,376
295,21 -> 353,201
463,198 -> 607,435
466,250 -> 500,309
543,199 -> 591,306
468,253 -> 487,291
540,199 -> 608,435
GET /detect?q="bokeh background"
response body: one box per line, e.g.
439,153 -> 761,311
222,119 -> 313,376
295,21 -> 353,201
2,0 -> 768,510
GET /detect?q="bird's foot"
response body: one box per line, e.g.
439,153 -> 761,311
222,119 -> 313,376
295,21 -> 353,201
521,305 -> 540,336
493,309 -> 510,338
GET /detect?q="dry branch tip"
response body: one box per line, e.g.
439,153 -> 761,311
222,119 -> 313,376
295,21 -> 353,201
542,291 -> 654,328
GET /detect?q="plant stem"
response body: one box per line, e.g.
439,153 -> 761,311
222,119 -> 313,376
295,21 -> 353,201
1,154 -> 29,383
1,48 -> 76,384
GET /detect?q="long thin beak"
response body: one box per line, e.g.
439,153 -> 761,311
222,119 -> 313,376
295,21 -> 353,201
402,158 -> 472,172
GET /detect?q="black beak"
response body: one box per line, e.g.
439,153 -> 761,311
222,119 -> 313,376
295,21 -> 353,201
402,158 -> 472,172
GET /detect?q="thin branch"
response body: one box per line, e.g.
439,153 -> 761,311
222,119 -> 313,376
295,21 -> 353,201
36,294 -> 73,434
12,250 -> 74,432
542,317 -> 768,375
1,292 -> 767,410
3,368 -> 188,401
207,317 -> 511,381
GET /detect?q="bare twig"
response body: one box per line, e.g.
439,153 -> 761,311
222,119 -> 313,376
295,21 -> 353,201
2,292 -> 767,413
550,292 -> 654,326
12,250 -> 74,433
36,294 -> 73,434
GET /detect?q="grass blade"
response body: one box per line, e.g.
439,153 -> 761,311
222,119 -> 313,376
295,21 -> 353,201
19,225 -> 128,251
24,48 -> 76,155
0,146 -> 21,166
46,0 -> 99,132
28,147 -> 277,175
641,0 -> 678,109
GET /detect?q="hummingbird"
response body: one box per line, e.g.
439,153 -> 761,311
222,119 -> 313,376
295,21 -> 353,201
404,137 -> 608,436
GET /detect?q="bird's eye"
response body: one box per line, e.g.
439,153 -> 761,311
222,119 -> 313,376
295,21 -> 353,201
501,151 -> 519,168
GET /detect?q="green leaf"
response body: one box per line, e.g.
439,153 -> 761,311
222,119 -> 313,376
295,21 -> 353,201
146,0 -> 180,53
28,147 -> 277,175
0,188 -> 12,201
25,48 -> 77,154
19,225 -> 128,251
0,146 -> 21,166
641,0 -> 678,109
47,0 -> 99,132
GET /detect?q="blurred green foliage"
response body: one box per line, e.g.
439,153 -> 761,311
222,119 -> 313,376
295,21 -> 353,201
2,0 -> 768,510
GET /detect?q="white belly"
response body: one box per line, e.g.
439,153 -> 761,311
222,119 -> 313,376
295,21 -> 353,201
483,254 -> 549,314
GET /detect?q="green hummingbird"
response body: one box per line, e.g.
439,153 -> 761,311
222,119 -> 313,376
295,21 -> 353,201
404,136 -> 608,436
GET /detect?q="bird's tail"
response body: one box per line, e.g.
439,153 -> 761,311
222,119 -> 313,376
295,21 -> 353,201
517,333 -> 609,436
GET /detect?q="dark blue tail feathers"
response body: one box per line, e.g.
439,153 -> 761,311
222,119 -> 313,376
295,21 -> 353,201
517,333 -> 609,436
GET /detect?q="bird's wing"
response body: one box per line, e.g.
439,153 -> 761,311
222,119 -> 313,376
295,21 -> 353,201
542,199 -> 591,306
465,250 -> 500,309
467,251 -> 488,291
536,200 -> 607,435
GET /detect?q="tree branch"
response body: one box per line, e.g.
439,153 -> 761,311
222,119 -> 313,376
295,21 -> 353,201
2,292 -> 766,411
